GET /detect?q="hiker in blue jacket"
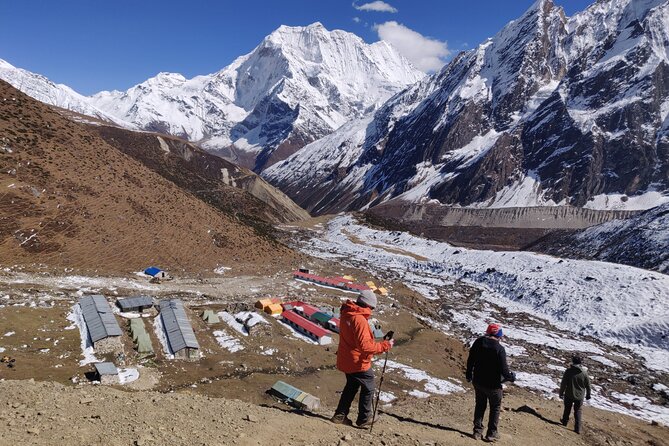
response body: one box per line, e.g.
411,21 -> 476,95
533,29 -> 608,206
559,355 -> 592,434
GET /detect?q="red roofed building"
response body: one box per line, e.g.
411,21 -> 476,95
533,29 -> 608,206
327,317 -> 340,333
281,311 -> 332,345
292,271 -> 371,293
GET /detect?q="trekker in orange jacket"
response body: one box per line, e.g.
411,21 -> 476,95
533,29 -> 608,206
331,290 -> 393,428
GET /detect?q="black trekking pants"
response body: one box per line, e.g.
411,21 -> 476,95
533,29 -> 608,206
334,370 -> 375,424
473,384 -> 503,437
562,398 -> 583,433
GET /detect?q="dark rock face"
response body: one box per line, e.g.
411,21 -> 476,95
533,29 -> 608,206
264,0 -> 669,215
532,203 -> 669,273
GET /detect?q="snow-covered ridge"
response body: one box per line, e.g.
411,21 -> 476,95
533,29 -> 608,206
0,23 -> 422,174
264,0 -> 669,213
0,59 -> 132,128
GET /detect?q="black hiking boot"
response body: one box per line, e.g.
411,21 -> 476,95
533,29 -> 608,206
330,413 -> 353,426
485,432 -> 500,442
472,431 -> 483,440
356,419 -> 372,429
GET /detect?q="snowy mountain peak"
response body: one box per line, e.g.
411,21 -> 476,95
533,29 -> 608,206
85,22 -> 424,171
144,72 -> 187,87
264,0 -> 669,214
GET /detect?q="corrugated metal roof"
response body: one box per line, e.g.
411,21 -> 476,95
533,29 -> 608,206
281,311 -> 330,338
94,362 -> 118,375
159,299 -> 199,352
117,296 -> 154,310
144,266 -> 162,276
79,295 -> 122,343
311,312 -> 332,325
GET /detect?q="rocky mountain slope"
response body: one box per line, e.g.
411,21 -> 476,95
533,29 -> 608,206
531,202 -> 669,273
264,0 -> 669,215
0,80 -> 296,274
90,125 -> 309,225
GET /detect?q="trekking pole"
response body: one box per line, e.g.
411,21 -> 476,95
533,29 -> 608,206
370,330 -> 394,433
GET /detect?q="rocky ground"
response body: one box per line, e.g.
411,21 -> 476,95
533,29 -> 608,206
0,217 -> 667,445
1,378 -> 667,446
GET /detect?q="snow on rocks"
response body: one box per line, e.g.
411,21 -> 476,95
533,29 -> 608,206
588,355 -> 620,368
304,216 -> 669,365
514,372 -> 558,399
213,330 -> 244,353
66,304 -> 99,366
379,391 -> 396,403
218,311 -> 267,336
152,315 -> 174,360
408,390 -> 430,399
382,360 -> 464,396
118,368 -> 140,384
214,266 -> 231,275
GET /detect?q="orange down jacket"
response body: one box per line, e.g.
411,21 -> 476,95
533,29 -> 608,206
336,300 -> 391,373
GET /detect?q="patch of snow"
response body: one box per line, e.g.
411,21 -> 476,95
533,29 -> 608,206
213,330 -> 244,353
408,389 -> 430,398
588,355 -> 619,368
514,372 -> 558,399
3,331 -> 15,337
153,315 -> 174,359
218,311 -> 267,336
379,391 -> 396,403
583,191 -> 669,211
213,266 -> 231,275
66,304 -> 99,366
118,368 -> 140,384
504,344 -> 528,357
383,360 -> 464,396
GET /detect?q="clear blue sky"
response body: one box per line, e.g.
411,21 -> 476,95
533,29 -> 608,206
0,0 -> 593,95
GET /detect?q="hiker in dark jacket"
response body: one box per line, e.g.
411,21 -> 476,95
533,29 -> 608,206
559,355 -> 592,434
466,323 -> 516,442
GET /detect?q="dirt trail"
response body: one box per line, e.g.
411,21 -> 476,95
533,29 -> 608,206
0,379 -> 666,446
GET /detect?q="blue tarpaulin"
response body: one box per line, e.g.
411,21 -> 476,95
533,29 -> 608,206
144,266 -> 162,277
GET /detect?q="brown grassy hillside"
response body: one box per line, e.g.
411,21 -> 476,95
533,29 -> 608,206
0,80 -> 297,274
90,125 -> 309,226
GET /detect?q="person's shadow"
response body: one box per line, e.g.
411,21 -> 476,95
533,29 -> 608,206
379,409 -> 472,436
513,405 -> 562,426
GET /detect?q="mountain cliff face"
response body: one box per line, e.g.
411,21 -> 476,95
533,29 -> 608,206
88,23 -> 423,172
264,0 -> 669,214
532,202 -> 669,273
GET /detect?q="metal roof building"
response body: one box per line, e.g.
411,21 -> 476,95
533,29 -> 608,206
159,299 -> 200,359
281,310 -> 332,345
117,296 -> 154,312
79,295 -> 122,343
94,362 -> 118,376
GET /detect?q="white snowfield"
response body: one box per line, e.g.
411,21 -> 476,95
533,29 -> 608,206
310,216 -> 669,354
301,215 -> 669,424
